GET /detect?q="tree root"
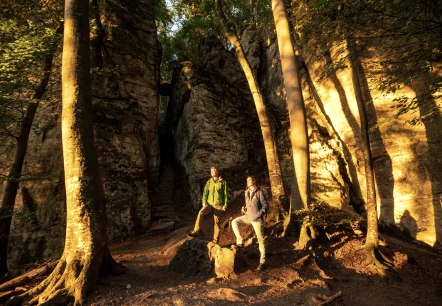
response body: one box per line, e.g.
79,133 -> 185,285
281,212 -> 298,238
0,288 -> 26,304
6,258 -> 88,305
363,243 -> 393,272
5,245 -> 123,306
316,290 -> 342,305
297,220 -> 318,250
293,254 -> 333,280
0,260 -> 56,293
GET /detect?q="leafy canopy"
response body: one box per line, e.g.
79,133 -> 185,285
0,0 -> 62,137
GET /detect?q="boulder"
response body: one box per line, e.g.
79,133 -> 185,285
169,239 -> 213,277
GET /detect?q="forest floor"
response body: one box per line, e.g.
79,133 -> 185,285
2,201 -> 442,305
83,206 -> 442,306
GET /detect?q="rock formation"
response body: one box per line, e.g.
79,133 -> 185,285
3,0 -> 160,270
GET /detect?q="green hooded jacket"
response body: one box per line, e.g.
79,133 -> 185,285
202,177 -> 228,209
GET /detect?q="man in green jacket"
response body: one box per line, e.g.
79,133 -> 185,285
187,166 -> 228,244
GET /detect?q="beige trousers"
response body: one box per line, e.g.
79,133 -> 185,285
193,204 -> 223,242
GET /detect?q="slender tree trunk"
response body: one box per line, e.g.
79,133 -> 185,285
271,0 -> 310,210
347,39 -> 380,259
15,1 -> 115,304
0,23 -> 63,279
215,0 -> 286,219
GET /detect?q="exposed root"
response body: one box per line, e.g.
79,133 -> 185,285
5,257 -> 93,305
0,288 -> 26,304
363,243 -> 393,273
317,290 -> 342,305
294,254 -> 311,267
281,212 -> 298,238
0,260 -> 56,292
293,254 -> 333,280
311,258 -> 333,280
6,244 -> 123,306
297,220 -> 318,250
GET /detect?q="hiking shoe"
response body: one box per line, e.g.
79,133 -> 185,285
256,263 -> 266,271
187,230 -> 200,238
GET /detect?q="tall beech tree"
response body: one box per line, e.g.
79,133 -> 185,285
347,39 -> 391,268
271,0 -> 311,239
271,0 -> 310,207
15,0 -> 116,304
215,0 -> 286,219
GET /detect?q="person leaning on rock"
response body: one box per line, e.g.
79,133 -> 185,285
232,175 -> 268,271
187,165 -> 228,244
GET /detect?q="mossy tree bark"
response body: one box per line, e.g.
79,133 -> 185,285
215,0 -> 286,220
0,23 -> 63,279
13,0 -> 115,304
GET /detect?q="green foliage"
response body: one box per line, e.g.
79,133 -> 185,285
294,201 -> 358,230
155,0 -> 217,81
0,1 -> 62,137
156,0 -> 274,82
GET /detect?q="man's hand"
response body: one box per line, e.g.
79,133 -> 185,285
241,206 -> 246,214
222,206 -> 227,212
203,202 -> 207,207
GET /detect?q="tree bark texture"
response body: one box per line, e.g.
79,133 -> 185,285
20,1 -> 112,304
215,0 -> 286,219
0,23 -> 63,279
347,39 -> 379,250
271,0 -> 311,209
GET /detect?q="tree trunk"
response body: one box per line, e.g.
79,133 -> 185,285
0,23 -> 63,279
215,0 -> 286,219
16,1 -> 114,304
347,39 -> 381,263
271,0 -> 310,210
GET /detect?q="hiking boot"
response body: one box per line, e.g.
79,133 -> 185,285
187,230 -> 200,238
256,263 -> 266,271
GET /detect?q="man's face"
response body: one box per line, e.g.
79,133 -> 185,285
211,167 -> 219,177
247,177 -> 254,188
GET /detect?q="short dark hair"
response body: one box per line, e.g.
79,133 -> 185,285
210,165 -> 218,170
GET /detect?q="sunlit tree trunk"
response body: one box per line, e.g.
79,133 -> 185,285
0,24 -> 62,279
215,0 -> 286,219
347,39 -> 380,259
16,0 -> 115,304
271,0 -> 310,210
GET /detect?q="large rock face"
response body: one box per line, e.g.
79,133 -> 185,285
259,37 -> 353,211
92,0 -> 160,241
168,48 -> 267,208
262,33 -> 441,245
170,30 -> 441,246
4,0 -> 160,270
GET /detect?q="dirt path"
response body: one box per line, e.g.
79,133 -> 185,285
86,222 -> 442,306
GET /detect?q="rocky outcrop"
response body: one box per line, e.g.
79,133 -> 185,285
168,49 -> 267,208
4,0 -> 160,270
169,239 -> 213,276
170,29 -> 441,246
169,239 -> 247,279
92,0 -> 160,240
259,36 -> 353,211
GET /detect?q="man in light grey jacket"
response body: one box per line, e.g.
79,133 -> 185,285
232,176 -> 268,271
